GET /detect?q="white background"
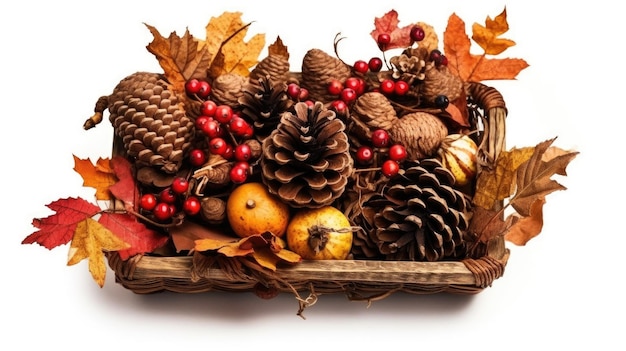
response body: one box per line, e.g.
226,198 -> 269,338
2,0 -> 621,349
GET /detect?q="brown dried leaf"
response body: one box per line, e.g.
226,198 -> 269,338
505,197 -> 545,245
169,220 -> 233,252
267,36 -> 289,59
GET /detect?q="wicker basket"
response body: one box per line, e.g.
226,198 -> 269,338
104,80 -> 510,311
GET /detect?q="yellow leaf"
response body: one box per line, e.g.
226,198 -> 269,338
73,155 -> 117,201
471,8 -> 516,55
67,218 -> 130,287
415,21 -> 438,53
473,146 -> 535,209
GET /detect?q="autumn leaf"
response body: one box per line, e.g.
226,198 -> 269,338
509,138 -> 579,217
98,212 -> 168,260
473,146 -> 536,209
67,218 -> 130,287
107,156 -> 138,212
169,220 -> 234,253
267,36 -> 289,59
195,232 -> 301,271
415,21 -> 439,53
22,197 -> 101,249
370,10 -> 413,50
203,12 -> 265,79
505,197 -> 545,245
145,24 -> 212,96
443,10 -> 529,82
471,8 -> 516,55
73,155 -> 117,200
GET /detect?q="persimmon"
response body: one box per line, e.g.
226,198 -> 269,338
286,206 -> 354,260
226,182 -> 290,238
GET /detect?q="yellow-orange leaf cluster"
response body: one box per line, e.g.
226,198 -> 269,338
73,155 -> 117,200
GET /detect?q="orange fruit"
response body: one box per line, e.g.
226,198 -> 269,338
226,182 -> 290,238
286,206 -> 353,260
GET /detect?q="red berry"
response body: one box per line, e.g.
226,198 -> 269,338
229,116 -> 249,136
430,49 -> 442,61
233,160 -> 250,171
331,100 -> 348,115
304,100 -> 315,108
201,100 -> 218,117
153,202 -> 173,221
394,80 -> 410,96
188,148 -> 207,167
410,25 -> 425,42
240,125 -> 255,139
355,145 -> 374,164
139,193 -> 158,211
340,88 -> 357,104
298,88 -> 309,101
380,79 -> 395,95
195,115 -> 210,131
344,77 -> 365,96
197,81 -> 211,99
159,188 -> 177,204
201,119 -> 222,138
185,79 -> 201,95
377,33 -> 391,50
353,60 -> 369,74
209,137 -> 228,155
381,160 -> 400,177
388,144 -> 407,161
438,55 -> 448,66
327,79 -> 344,96
234,143 -> 252,162
214,105 -> 233,124
368,57 -> 383,72
221,144 -> 234,160
182,196 -> 201,216
371,129 -> 390,148
171,177 -> 189,194
287,83 -> 301,100
229,165 -> 248,184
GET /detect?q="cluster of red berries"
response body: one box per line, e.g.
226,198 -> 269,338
185,78 -> 259,185
355,129 -> 407,177
139,177 -> 201,222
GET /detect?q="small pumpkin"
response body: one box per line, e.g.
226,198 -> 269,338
437,133 -> 478,186
286,206 -> 354,260
226,182 -> 290,238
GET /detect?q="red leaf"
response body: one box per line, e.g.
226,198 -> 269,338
370,10 -> 413,50
98,212 -> 168,260
108,156 -> 138,212
23,197 -> 101,249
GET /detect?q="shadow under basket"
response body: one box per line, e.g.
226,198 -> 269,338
104,81 -> 511,311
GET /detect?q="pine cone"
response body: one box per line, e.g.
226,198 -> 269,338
238,75 -> 294,142
420,65 -> 464,105
250,54 -> 291,87
261,101 -> 353,208
107,72 -> 194,174
389,47 -> 430,84
211,73 -> 248,107
353,158 -> 471,261
388,112 -> 448,160
300,49 -> 352,103
351,92 -> 398,131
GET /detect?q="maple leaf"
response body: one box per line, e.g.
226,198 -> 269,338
73,155 -> 116,201
195,232 -> 301,271
267,36 -> 289,59
443,9 -> 529,82
107,156 -> 138,212
370,10 -> 413,50
22,197 -> 101,249
203,12 -> 265,79
67,218 -> 130,287
471,8 -> 516,55
98,212 -> 168,260
145,24 -> 212,96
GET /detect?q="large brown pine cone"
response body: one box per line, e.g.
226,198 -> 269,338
107,72 -> 194,174
352,158 -> 471,261
261,102 -> 353,208
250,54 -> 291,87
300,49 -> 352,103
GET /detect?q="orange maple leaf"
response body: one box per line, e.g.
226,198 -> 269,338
443,9 -> 529,82
73,155 -> 117,200
67,218 -> 130,287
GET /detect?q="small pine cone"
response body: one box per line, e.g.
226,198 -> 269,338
351,92 -> 399,131
200,197 -> 226,224
211,73 -> 248,107
389,49 -> 429,84
107,72 -> 194,174
355,158 -> 471,261
261,102 -> 353,208
420,65 -> 464,104
238,75 -> 294,142
300,49 -> 352,103
388,112 -> 448,160
250,54 -> 291,87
